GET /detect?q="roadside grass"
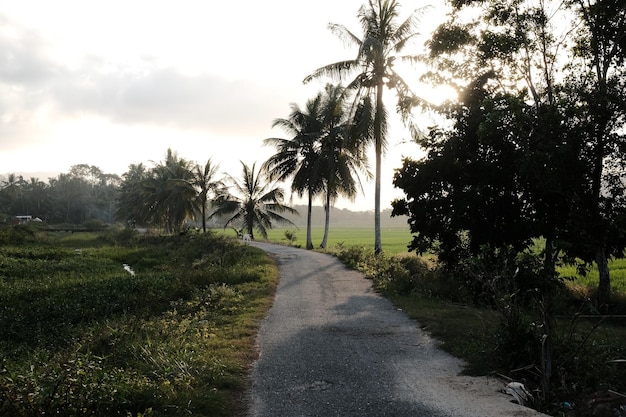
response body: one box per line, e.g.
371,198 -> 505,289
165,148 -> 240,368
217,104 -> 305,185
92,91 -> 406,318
390,292 -> 626,397
391,295 -> 500,375
322,243 -> 626,413
249,224 -> 626,301
0,228 -> 277,417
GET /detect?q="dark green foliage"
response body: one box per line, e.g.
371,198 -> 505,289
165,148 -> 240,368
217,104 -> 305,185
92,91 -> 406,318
329,241 -> 625,411
429,23 -> 474,56
0,224 -> 47,245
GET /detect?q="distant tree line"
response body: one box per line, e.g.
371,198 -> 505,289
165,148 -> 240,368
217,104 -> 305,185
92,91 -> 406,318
0,165 -> 120,225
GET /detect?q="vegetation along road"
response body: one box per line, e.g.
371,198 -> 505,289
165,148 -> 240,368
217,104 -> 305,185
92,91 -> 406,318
245,241 -> 547,417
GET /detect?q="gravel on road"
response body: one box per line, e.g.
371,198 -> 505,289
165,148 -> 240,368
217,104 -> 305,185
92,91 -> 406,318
246,241 -> 547,417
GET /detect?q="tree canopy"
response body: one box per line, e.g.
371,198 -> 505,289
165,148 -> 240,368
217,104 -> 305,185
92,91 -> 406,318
392,0 -> 626,306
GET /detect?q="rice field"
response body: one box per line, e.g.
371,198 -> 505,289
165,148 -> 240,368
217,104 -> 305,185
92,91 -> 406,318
214,226 -> 415,255
214,225 -> 626,296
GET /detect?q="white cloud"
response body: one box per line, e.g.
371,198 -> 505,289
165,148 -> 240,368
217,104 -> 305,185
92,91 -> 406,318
0,0 -> 440,210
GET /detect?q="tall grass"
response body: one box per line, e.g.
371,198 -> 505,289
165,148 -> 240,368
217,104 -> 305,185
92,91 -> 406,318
0,228 -> 277,417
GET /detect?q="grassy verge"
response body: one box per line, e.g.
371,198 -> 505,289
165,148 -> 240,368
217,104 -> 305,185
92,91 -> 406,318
391,295 -> 500,375
0,226 -> 277,417
323,244 -> 626,415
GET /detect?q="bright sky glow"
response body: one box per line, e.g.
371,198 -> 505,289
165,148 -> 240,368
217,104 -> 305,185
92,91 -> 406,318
0,0 -> 452,210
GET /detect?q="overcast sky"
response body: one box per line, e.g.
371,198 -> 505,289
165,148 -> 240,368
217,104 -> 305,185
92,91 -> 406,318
0,0 -> 449,210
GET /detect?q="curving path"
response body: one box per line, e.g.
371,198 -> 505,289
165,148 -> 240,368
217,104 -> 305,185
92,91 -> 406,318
246,241 -> 547,417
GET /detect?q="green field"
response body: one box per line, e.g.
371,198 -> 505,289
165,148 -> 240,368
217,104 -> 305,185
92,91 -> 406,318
0,230 -> 277,416
214,226 -> 626,296
214,226 -> 415,255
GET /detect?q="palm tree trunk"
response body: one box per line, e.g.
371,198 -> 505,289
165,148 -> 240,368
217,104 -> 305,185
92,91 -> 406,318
306,191 -> 314,250
320,190 -> 331,248
201,201 -> 207,233
374,81 -> 384,255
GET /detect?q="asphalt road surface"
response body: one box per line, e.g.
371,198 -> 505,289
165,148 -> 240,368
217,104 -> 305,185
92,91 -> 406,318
246,241 -> 547,417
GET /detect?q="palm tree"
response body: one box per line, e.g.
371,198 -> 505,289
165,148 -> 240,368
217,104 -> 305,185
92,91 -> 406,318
192,159 -> 224,233
317,84 -> 371,248
304,0 -> 424,254
138,149 -> 196,233
117,163 -> 149,226
23,177 -> 49,218
1,173 -> 26,214
263,93 -> 326,249
211,161 -> 298,240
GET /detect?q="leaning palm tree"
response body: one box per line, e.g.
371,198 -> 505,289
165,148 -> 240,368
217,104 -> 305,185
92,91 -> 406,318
304,0 -> 424,254
211,161 -> 298,240
263,94 -> 326,249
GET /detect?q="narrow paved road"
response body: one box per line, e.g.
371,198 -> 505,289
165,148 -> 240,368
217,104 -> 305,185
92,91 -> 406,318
246,242 -> 546,417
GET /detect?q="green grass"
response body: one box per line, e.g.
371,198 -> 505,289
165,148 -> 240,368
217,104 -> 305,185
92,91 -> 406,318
559,257 -> 626,296
215,225 -> 626,294
214,226 -> 415,255
0,229 -> 278,417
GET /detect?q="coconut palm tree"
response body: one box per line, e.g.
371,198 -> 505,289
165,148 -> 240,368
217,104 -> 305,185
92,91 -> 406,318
211,161 -> 298,240
263,93 -> 326,249
192,159 -> 224,233
138,149 -> 196,233
1,173 -> 26,214
304,0 -> 424,254
317,84 -> 371,248
116,163 -> 149,225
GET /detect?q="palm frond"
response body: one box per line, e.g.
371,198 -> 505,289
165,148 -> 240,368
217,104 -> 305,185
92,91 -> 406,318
303,60 -> 360,84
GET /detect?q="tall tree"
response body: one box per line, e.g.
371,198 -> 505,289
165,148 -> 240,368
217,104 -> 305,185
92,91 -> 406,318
317,84 -> 371,248
192,159 -> 223,233
563,0 -> 626,306
23,178 -> 49,219
304,0 -> 425,254
117,163 -> 150,226
132,149 -> 197,233
0,174 -> 26,214
400,0 -> 626,306
263,94 -> 326,249
210,161 -> 298,240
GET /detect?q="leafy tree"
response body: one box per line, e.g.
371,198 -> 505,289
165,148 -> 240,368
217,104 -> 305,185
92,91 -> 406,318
22,177 -> 50,219
143,149 -> 196,233
48,173 -> 84,223
304,0 -> 425,254
393,0 -> 626,398
401,0 -> 626,305
210,161 -> 298,240
560,0 -> 626,306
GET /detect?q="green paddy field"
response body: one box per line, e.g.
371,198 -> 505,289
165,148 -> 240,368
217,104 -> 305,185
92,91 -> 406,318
213,225 -> 626,295
215,226 -> 415,255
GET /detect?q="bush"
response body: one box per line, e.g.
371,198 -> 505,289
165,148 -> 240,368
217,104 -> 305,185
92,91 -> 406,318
330,244 -> 439,297
0,224 -> 47,245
